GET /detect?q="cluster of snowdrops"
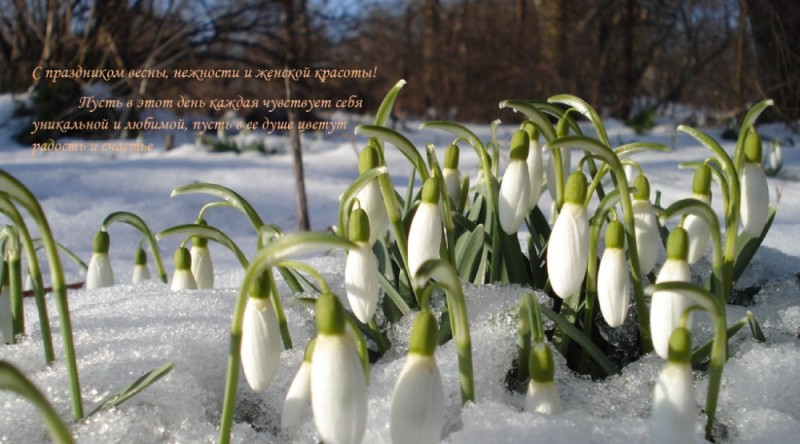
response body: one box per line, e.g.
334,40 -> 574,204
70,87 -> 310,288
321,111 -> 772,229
0,81 -> 777,444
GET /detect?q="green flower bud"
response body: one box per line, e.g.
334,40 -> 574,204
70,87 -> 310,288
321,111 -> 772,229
667,327 -> 692,364
93,230 -> 110,254
358,143 -> 380,174
744,128 -> 762,163
666,227 -> 689,261
316,293 -> 346,336
444,144 -> 459,169
509,130 -> 530,161
633,175 -> 651,201
605,220 -> 625,250
409,310 -> 439,356
524,123 -> 540,141
174,247 -> 192,271
692,165 -> 712,197
529,342 -> 555,383
564,171 -> 588,205
134,247 -> 147,266
421,177 -> 441,205
348,207 -> 371,244
250,269 -> 272,300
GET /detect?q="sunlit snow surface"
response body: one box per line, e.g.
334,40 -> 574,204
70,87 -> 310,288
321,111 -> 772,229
1,93 -> 799,443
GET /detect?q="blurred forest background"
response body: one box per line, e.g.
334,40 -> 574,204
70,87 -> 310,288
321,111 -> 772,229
1,0 -> 798,127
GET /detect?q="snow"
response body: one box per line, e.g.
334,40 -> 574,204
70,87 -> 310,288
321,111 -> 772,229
1,92 -> 800,443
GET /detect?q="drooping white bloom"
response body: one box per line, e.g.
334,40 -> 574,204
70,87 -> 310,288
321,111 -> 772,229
355,144 -> 389,245
345,208 -> 380,324
631,175 -> 661,274
282,340 -> 315,431
650,228 -> 693,359
683,194 -> 711,265
190,245 -> 214,289
170,247 -> 197,291
311,293 -> 367,444
740,164 -> 769,238
131,246 -> 151,284
241,296 -> 282,393
86,230 -> 114,290
740,128 -> 770,238
546,146 -> 571,201
652,327 -> 696,444
527,133 -> 544,210
408,178 -> 442,284
499,130 -> 531,234
525,342 -> 562,415
390,311 -> 444,444
547,172 -> 589,299
597,221 -> 630,328
443,143 -> 462,206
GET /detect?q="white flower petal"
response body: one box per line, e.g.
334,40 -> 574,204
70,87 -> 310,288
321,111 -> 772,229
191,246 -> 214,289
86,253 -> 114,289
282,361 -> 312,430
651,362 -> 696,444
632,199 -> 661,273
683,213 -> 710,265
355,179 -> 389,245
499,160 -> 531,234
345,243 -> 380,324
597,248 -> 631,327
408,202 -> 442,283
527,138 -> 544,210
525,380 -> 563,415
241,298 -> 282,393
443,167 -> 461,206
650,259 -> 693,359
311,334 -> 367,444
547,203 -> 589,298
740,163 -> 769,238
131,264 -> 151,284
170,270 -> 197,291
390,354 -> 445,444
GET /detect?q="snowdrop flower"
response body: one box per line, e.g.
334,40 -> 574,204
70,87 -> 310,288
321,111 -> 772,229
86,230 -> 114,289
631,175 -> 661,274
652,327 -> 696,444
170,247 -> 197,291
740,129 -> 770,238
683,166 -> 712,265
525,341 -> 562,415
408,178 -> 442,285
597,220 -> 630,327
311,293 -> 367,444
442,144 -> 462,206
498,130 -> 531,234
131,246 -> 151,284
355,144 -> 389,245
526,128 -> 544,210
546,146 -> 571,201
190,219 -> 214,289
650,227 -> 693,359
547,171 -> 589,299
241,272 -> 282,393
1,261 -> 12,344
390,310 -> 445,444
281,339 -> 315,431
345,208 -> 379,324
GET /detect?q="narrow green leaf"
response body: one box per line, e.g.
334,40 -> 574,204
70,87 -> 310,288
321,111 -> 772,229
538,304 -> 619,376
374,79 -> 407,127
455,224 -> 485,279
33,238 -> 87,271
747,310 -> 766,342
498,100 -> 557,140
89,362 -> 174,416
170,183 -> 264,232
732,206 -> 777,283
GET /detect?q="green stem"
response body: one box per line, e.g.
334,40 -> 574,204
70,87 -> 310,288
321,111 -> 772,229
0,171 -> 84,419
102,211 -> 168,283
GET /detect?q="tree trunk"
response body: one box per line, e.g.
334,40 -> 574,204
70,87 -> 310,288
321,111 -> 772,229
743,0 -> 800,121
